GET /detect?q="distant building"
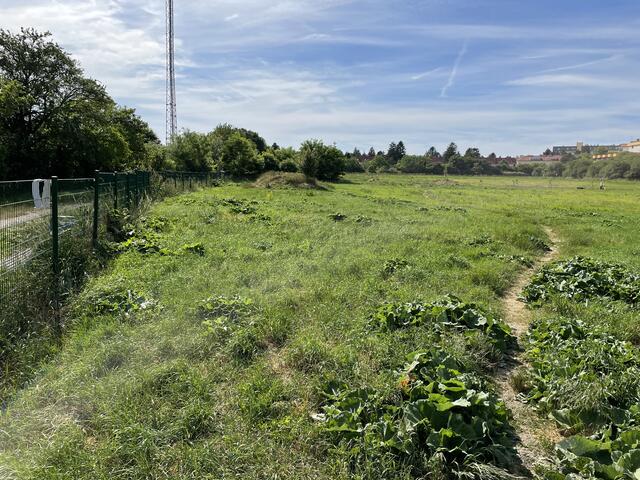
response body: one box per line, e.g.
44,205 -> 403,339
621,139 -> 640,153
517,154 -> 562,166
552,142 -> 621,155
484,156 -> 516,166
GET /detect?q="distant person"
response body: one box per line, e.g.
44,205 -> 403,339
600,179 -> 606,191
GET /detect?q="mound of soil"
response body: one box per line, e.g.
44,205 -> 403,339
253,172 -> 324,189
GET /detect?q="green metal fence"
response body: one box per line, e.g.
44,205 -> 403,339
0,170 -> 219,311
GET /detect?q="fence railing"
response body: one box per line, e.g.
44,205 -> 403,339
0,169 -> 220,335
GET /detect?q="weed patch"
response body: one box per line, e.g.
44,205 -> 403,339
382,258 -> 410,277
73,281 -> 156,317
369,296 -> 514,351
546,419 -> 640,479
520,317 -> 640,431
522,257 -> 640,306
316,350 -> 518,478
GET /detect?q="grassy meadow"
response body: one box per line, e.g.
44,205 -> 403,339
0,174 -> 639,479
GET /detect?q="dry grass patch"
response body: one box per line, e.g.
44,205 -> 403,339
253,171 -> 324,189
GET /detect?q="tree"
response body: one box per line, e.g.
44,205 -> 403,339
386,141 -> 406,164
367,147 -> 376,158
0,28 -> 158,178
168,130 -> 217,172
425,146 -> 441,160
544,148 -> 552,156
367,154 -> 390,173
237,128 -> 267,153
260,150 -> 279,171
344,156 -> 365,172
398,155 -> 428,173
211,123 -> 267,153
443,142 -> 459,162
464,147 -> 481,159
299,139 -> 322,178
222,132 -> 262,176
298,139 -> 346,180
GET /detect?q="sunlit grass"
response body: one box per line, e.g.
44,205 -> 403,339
1,174 -> 639,478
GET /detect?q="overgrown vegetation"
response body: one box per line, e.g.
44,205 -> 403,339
368,296 -> 514,352
522,257 -> 640,306
517,253 -> 640,478
318,350 -> 519,478
1,175 -> 639,479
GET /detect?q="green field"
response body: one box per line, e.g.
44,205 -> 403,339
1,174 -> 639,479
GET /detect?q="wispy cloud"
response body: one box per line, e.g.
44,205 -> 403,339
224,13 -> 239,22
411,67 -> 444,81
440,43 -> 467,98
505,73 -> 634,88
538,55 -> 619,73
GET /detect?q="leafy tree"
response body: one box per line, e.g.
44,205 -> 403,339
544,148 -> 553,156
222,132 -> 262,176
344,156 -> 365,172
367,154 -> 390,173
144,142 -> 174,171
238,128 -> 267,153
276,147 -> 298,172
398,155 -> 428,173
299,139 -> 322,178
367,147 -> 376,158
464,147 -> 481,159
168,130 -> 217,172
260,150 -> 279,171
298,139 -> 346,180
318,144 -> 346,180
0,28 -> 158,178
211,123 -> 267,153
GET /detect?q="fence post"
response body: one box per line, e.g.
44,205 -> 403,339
92,170 -> 99,247
51,176 -> 61,333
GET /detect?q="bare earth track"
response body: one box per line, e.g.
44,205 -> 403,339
497,227 -> 562,476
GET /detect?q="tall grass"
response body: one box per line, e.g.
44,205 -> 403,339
0,174 -> 639,478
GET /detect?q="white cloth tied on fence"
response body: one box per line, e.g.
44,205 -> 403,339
32,179 -> 51,209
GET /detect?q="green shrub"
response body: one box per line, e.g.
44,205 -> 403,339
368,296 -> 514,352
522,257 -> 640,306
317,350 -> 517,477
298,139 -> 345,180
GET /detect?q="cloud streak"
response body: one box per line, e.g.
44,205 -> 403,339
440,43 -> 467,98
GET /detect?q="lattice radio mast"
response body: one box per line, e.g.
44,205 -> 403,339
165,0 -> 177,144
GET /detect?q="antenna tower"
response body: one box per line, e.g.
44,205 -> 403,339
165,0 -> 177,144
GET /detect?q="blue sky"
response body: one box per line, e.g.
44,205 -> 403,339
1,0 -> 639,155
